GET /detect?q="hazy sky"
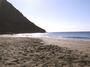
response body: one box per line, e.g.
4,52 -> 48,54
8,0 -> 90,32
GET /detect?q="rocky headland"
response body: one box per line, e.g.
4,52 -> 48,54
0,0 -> 45,34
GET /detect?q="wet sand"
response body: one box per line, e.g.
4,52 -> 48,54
0,37 -> 90,67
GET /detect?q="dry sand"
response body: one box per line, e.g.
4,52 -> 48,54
0,37 -> 90,67
41,37 -> 90,53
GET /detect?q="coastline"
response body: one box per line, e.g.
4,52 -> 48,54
0,37 -> 90,67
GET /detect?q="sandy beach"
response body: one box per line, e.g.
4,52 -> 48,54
0,37 -> 90,67
41,37 -> 90,53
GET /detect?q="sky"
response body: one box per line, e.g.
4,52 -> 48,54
8,0 -> 90,32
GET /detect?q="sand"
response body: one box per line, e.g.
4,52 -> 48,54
0,37 -> 90,67
41,37 -> 90,53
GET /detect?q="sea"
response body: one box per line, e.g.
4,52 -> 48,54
47,32 -> 90,40
0,32 -> 90,40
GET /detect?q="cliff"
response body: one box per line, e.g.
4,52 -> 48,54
0,0 -> 46,34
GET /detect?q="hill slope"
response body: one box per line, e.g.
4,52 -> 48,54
0,0 -> 45,34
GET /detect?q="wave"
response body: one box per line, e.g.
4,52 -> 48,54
65,36 -> 90,39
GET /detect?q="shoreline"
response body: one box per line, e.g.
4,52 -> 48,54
0,37 -> 90,67
0,33 -> 90,41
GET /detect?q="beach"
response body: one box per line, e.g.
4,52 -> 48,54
41,37 -> 90,53
0,37 -> 90,67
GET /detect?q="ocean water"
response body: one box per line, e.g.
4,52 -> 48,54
0,32 -> 90,40
47,32 -> 90,40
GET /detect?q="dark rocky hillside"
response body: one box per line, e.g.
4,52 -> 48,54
0,0 -> 45,34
